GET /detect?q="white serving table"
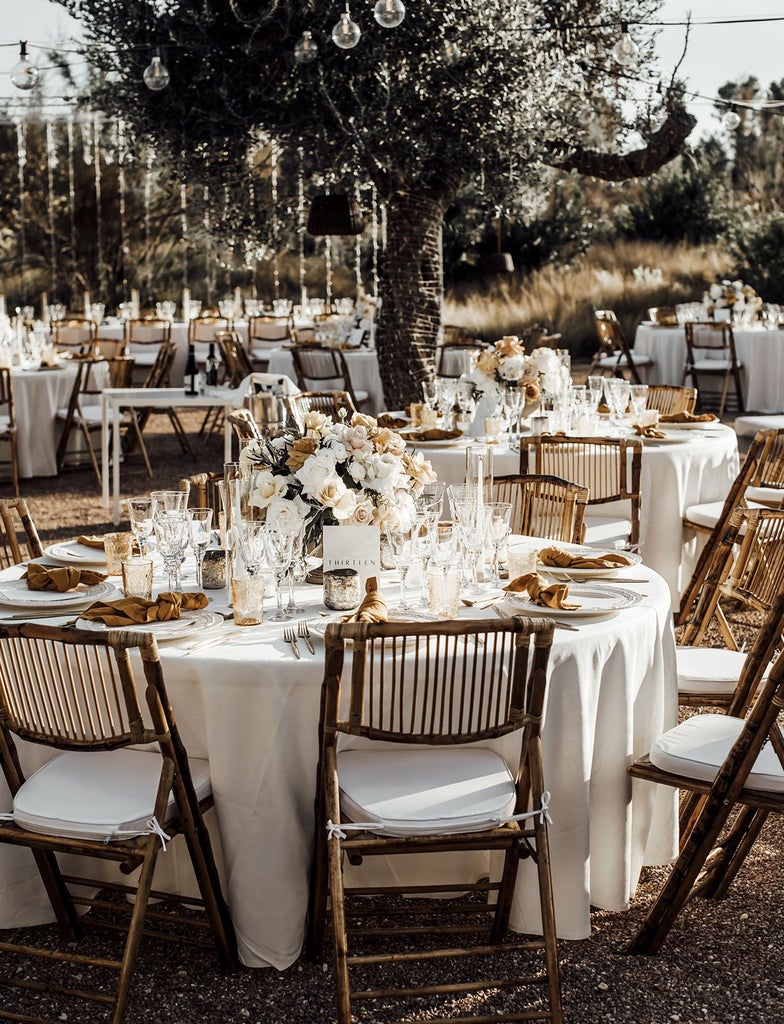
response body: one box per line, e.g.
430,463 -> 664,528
100,387 -> 242,524
0,557 -> 677,969
634,323 -> 784,412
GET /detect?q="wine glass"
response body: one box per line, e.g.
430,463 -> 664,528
421,379 -> 438,409
151,490 -> 188,515
431,520 -> 457,566
629,384 -> 649,423
188,508 -> 213,589
264,528 -> 294,621
126,496 -> 154,559
384,523 -> 415,611
484,502 -> 512,585
154,511 -> 190,592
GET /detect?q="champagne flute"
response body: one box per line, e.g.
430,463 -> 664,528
126,496 -> 154,559
264,528 -> 294,621
484,502 -> 512,585
188,508 -> 213,589
384,523 -> 414,611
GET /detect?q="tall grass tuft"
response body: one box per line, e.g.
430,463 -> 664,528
444,241 -> 730,358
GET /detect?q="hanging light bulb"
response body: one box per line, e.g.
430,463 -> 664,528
143,50 -> 170,91
294,30 -> 319,64
722,106 -> 741,131
442,38 -> 462,66
374,0 -> 405,29
10,41 -> 39,91
612,21 -> 639,68
332,4 -> 361,49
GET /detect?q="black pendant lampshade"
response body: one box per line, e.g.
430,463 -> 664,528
306,194 -> 364,236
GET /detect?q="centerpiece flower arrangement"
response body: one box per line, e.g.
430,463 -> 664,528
237,411 -> 437,548
466,336 -> 569,406
703,279 -> 762,319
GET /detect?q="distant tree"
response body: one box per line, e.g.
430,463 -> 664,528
717,76 -> 784,212
729,213 -> 784,303
60,0 -> 695,406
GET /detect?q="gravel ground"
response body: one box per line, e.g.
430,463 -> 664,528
2,406 -> 782,1024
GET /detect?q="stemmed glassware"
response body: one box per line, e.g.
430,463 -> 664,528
127,496 -> 155,559
151,489 -> 188,515
503,387 -> 524,442
484,502 -> 512,585
587,376 -> 604,413
188,508 -> 213,589
264,528 -> 294,621
384,523 -> 415,610
629,383 -> 649,423
421,379 -> 438,410
154,511 -> 190,592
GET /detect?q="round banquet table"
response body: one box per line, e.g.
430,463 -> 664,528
7,365 -> 82,478
413,425 -> 739,608
0,556 -> 677,968
265,346 -> 385,415
634,322 -> 784,413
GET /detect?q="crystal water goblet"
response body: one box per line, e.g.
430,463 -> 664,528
126,496 -> 155,559
484,502 -> 512,585
384,523 -> 415,610
154,511 -> 190,592
264,528 -> 294,621
629,384 -> 649,423
188,508 -> 213,589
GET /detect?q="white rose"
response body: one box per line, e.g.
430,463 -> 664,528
349,496 -> 375,526
314,478 -> 356,520
498,355 -> 525,382
265,495 -> 307,533
248,469 -> 288,510
295,451 -> 339,499
238,440 -> 263,474
303,410 -> 329,434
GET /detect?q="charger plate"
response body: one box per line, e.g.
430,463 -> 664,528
506,583 -> 641,618
76,609 -> 223,641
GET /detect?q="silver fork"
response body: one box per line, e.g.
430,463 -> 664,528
297,620 -> 315,655
283,626 -> 301,659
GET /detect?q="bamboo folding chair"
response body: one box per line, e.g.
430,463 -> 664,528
0,624 -> 237,1024
179,470 -> 224,516
626,591 -> 784,955
0,496 -> 43,568
519,435 -> 643,550
589,310 -> 654,384
188,315 -> 230,364
0,366 -> 19,496
492,473 -> 589,544
52,317 -> 97,351
677,506 -> 784,709
678,428 -> 784,626
248,315 -> 293,371
645,384 -> 697,417
124,318 -> 172,382
227,408 -> 263,444
290,344 -> 370,411
216,330 -> 254,387
682,321 -> 745,416
285,390 -> 356,431
307,616 -> 563,1024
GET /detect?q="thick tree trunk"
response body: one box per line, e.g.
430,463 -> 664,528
375,190 -> 445,411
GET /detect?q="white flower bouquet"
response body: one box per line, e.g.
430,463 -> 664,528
704,279 -> 762,316
237,411 -> 438,548
467,336 -> 570,405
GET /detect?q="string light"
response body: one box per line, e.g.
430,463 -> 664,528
374,0 -> 405,29
143,50 -> 170,91
442,38 -> 462,65
332,4 -> 361,49
294,31 -> 318,64
10,41 -> 38,91
612,21 -> 639,68
722,106 -> 741,131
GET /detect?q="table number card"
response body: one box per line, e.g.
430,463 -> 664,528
322,525 -> 380,583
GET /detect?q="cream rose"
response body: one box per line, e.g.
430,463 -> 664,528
303,410 -> 329,435
495,335 -> 525,359
373,427 -> 406,456
248,469 -> 288,510
351,412 -> 377,430
314,479 -> 357,520
402,451 -> 437,489
265,495 -> 307,533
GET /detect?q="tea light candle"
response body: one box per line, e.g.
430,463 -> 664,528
323,568 -> 361,610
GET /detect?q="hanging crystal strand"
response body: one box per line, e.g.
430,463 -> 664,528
93,117 -> 105,297
203,184 -> 214,306
144,146 -> 154,301
66,119 -> 77,288
180,180 -> 189,291
325,237 -> 333,310
246,142 -> 256,294
45,120 -> 58,295
297,150 -> 306,309
354,182 -> 363,297
371,183 -> 380,301
271,141 -> 280,301
117,120 -> 129,292
16,120 -> 27,296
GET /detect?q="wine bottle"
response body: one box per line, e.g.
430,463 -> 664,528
184,343 -> 198,396
205,342 -> 219,387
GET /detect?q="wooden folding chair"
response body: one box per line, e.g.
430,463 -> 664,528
0,366 -> 19,496
124,318 -> 172,382
248,315 -> 293,371
227,408 -> 263,444
626,592 -> 784,955
285,390 -> 356,430
290,344 -> 370,411
0,496 -> 43,568
307,615 -> 563,1024
645,384 -> 697,417
492,473 -> 588,544
216,330 -> 253,387
682,321 -> 744,416
0,624 -> 238,1023
678,428 -> 784,626
179,470 -> 223,516
589,310 -> 654,384
520,435 -> 642,550
52,317 -> 97,351
188,315 -> 230,364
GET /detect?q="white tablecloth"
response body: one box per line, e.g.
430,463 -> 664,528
416,426 -> 739,606
266,347 -> 385,415
635,323 -> 784,413
7,366 -> 80,478
0,560 -> 676,967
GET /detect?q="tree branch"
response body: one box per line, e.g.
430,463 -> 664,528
551,103 -> 697,181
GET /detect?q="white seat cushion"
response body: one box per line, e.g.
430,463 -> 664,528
745,486 -> 784,507
689,359 -> 740,371
677,646 -> 746,694
683,500 -> 724,530
353,389 -> 370,404
13,748 -> 212,842
597,353 -> 654,368
338,747 -> 517,837
734,415 -> 784,438
582,514 -> 632,547
650,714 -> 784,793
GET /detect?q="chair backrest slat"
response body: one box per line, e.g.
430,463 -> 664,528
492,473 -> 588,544
646,385 -> 697,416
0,498 -> 43,569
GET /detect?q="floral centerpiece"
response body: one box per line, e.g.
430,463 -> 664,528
703,279 -> 763,320
466,336 -> 571,408
237,411 -> 437,549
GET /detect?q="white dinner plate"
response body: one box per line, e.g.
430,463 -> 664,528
45,541 -> 108,566
310,609 -> 441,638
637,431 -> 693,445
0,579 -> 118,610
402,435 -> 472,449
532,540 -> 641,580
656,419 -> 722,430
506,583 -> 642,618
75,609 -> 224,641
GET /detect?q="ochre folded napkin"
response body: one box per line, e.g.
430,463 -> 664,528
376,414 -> 408,429
406,428 -> 462,442
343,577 -> 388,623
23,563 -> 108,592
80,592 -> 208,627
538,546 -> 632,570
633,423 -> 667,439
659,411 -> 718,423
77,535 -> 107,549
503,572 -> 579,610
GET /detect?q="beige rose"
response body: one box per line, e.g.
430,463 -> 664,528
315,480 -> 356,520
303,410 -> 329,434
373,427 -> 406,455
351,412 -> 377,430
476,350 -> 497,377
495,335 -> 525,359
286,436 -> 319,472
402,451 -> 437,488
350,497 -> 376,526
523,379 -> 541,401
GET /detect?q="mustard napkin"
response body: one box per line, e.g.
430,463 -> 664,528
633,423 -> 667,439
659,411 -> 718,423
376,413 -> 408,429
405,428 -> 462,442
503,572 -> 579,610
343,577 -> 389,623
23,563 -> 108,593
80,592 -> 208,627
77,535 -> 107,549
537,546 -> 632,571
